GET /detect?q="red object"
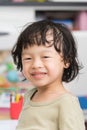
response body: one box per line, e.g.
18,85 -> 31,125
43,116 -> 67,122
10,96 -> 23,119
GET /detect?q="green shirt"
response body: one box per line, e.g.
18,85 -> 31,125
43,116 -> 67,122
16,88 -> 85,130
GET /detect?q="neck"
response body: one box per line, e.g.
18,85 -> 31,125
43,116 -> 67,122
32,84 -> 68,102
36,83 -> 67,95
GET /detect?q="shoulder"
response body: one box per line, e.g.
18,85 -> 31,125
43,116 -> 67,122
58,93 -> 84,117
58,94 -> 85,130
59,93 -> 81,109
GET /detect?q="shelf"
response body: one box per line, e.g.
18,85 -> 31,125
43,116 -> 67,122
0,2 -> 87,10
0,1 -> 87,50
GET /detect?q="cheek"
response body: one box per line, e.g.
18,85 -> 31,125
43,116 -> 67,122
22,64 -> 29,75
47,63 -> 57,73
47,61 -> 64,75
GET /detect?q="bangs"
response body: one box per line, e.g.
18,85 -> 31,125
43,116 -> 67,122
22,25 -> 63,54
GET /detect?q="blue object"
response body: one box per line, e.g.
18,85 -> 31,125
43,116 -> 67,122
52,19 -> 73,29
7,70 -> 19,83
52,19 -> 73,24
78,96 -> 87,110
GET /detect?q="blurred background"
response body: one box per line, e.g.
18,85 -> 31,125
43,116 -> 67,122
0,0 -> 87,129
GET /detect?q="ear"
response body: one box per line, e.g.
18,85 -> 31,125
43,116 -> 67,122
64,62 -> 70,68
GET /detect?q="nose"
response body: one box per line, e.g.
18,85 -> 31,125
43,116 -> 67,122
32,58 -> 43,69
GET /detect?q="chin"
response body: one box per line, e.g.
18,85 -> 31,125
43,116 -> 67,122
34,83 -> 47,88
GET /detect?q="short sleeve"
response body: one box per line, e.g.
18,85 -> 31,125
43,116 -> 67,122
58,96 -> 85,130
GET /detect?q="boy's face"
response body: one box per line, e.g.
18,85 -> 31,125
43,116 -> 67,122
21,30 -> 68,88
22,44 -> 68,88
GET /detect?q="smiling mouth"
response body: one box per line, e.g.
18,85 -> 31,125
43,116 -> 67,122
31,72 -> 47,79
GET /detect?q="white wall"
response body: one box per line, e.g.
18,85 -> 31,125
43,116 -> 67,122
0,6 -> 35,50
65,31 -> 87,96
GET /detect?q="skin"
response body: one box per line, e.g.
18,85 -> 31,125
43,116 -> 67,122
21,31 -> 69,102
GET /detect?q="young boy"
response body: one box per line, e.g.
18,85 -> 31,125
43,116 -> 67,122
12,20 -> 85,130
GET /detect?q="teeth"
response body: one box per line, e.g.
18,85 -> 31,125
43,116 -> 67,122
31,72 -> 46,77
31,73 -> 46,79
32,72 -> 45,75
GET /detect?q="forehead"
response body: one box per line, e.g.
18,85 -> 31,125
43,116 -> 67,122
22,44 -> 57,55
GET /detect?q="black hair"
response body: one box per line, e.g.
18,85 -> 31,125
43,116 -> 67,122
11,19 -> 81,82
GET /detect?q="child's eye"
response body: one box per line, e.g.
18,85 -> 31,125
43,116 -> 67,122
43,56 -> 50,58
23,58 -> 32,61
